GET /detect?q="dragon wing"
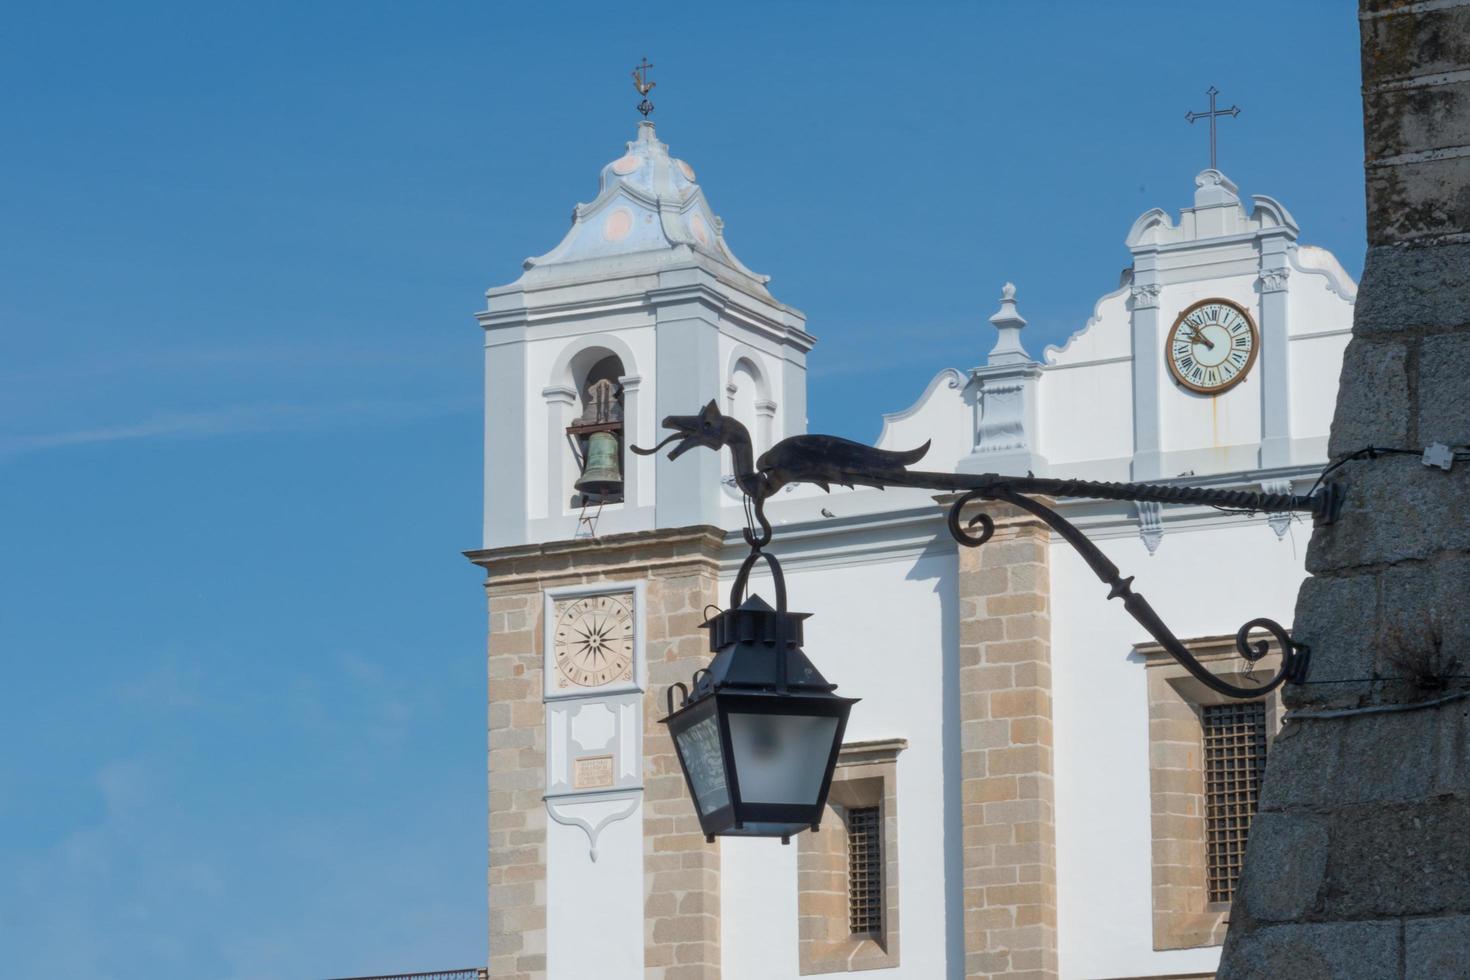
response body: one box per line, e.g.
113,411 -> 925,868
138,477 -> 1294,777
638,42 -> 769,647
755,435 -> 930,492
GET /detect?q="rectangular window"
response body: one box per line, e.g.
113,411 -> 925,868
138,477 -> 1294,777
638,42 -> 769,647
846,805 -> 883,937
799,740 -> 903,973
1202,701 -> 1268,904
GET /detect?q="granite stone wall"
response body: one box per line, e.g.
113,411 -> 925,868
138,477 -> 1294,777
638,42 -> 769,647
485,586 -> 548,980
639,561 -> 723,980
472,526 -> 726,980
1217,3 -> 1470,976
953,499 -> 1057,980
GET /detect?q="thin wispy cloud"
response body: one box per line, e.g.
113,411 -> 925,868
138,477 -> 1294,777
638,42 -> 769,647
112,661 -> 206,712
0,339 -> 458,390
0,395 -> 475,460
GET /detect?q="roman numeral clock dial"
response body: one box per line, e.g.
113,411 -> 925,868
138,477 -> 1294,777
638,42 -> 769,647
1166,298 -> 1259,395
553,593 -> 635,689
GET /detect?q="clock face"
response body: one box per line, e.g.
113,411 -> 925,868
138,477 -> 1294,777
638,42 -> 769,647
1166,299 -> 1258,394
553,593 -> 635,688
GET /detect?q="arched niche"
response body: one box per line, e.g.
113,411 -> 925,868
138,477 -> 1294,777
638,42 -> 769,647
724,347 -> 775,465
544,336 -> 642,513
550,333 -> 640,393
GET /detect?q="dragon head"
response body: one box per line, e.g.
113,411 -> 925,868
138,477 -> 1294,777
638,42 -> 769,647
632,399 -> 748,460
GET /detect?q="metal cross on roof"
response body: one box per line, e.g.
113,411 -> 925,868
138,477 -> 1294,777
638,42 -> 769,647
1185,86 -> 1240,171
632,57 -> 656,117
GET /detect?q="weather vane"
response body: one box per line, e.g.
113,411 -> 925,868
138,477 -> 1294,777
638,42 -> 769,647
1186,86 -> 1239,171
632,57 -> 655,117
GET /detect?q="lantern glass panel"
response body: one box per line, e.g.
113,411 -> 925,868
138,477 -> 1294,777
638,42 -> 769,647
673,715 -> 731,816
727,711 -> 839,806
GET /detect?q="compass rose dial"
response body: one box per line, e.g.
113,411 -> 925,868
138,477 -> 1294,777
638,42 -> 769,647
553,593 -> 635,688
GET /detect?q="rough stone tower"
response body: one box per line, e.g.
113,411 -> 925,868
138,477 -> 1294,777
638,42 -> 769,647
1218,3 -> 1470,975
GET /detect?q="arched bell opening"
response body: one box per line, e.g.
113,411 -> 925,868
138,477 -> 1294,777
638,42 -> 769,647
567,353 -> 626,506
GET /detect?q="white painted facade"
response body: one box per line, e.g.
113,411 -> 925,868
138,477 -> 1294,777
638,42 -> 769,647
480,122 -> 1356,978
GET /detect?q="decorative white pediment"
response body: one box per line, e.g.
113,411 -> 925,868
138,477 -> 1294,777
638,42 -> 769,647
1125,208 -> 1174,248
1192,168 -> 1240,208
1249,194 -> 1300,234
1291,245 -> 1359,302
1124,172 -> 1302,252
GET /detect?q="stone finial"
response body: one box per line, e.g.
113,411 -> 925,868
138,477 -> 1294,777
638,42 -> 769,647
987,281 -> 1033,365
1193,169 -> 1241,208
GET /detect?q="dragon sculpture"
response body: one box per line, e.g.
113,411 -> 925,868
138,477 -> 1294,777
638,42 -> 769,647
635,400 -> 1332,699
633,400 -> 930,543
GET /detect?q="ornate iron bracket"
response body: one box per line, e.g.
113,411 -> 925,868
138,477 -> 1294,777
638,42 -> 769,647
635,401 -> 1338,699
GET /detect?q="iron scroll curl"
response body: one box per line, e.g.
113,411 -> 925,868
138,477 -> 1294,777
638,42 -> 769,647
947,489 -> 997,548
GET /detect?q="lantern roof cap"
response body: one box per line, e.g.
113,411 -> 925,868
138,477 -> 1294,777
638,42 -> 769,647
698,593 -> 832,695
713,593 -> 812,620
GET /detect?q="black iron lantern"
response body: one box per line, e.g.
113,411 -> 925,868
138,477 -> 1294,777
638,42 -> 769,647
661,550 -> 857,844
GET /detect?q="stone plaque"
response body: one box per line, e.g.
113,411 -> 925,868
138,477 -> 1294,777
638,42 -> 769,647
573,754 -> 614,790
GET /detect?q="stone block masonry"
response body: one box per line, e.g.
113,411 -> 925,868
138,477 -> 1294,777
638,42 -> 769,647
470,525 -> 727,980
639,561 -> 723,980
952,498 -> 1057,980
1218,3 -> 1470,977
485,586 -> 547,980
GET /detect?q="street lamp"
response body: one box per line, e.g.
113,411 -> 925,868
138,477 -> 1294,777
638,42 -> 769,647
662,551 -> 856,844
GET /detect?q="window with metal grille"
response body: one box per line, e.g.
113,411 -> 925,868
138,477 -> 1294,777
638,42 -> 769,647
846,805 -> 883,937
1203,701 -> 1268,904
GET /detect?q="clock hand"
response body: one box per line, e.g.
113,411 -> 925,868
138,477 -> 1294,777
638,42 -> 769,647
1186,327 -> 1216,350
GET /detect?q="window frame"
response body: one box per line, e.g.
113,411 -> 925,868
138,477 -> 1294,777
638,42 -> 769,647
1137,635 -> 1283,951
797,738 -> 904,974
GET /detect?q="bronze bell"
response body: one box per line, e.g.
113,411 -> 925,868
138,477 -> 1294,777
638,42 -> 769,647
575,430 -> 623,497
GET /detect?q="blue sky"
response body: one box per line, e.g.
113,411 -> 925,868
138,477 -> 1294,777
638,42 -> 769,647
0,2 -> 1362,977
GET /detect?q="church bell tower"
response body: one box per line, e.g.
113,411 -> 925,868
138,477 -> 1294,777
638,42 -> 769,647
472,96 -> 814,980
477,117 -> 813,549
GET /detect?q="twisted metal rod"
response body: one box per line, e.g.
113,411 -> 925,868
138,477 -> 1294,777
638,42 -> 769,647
879,469 -> 1331,518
